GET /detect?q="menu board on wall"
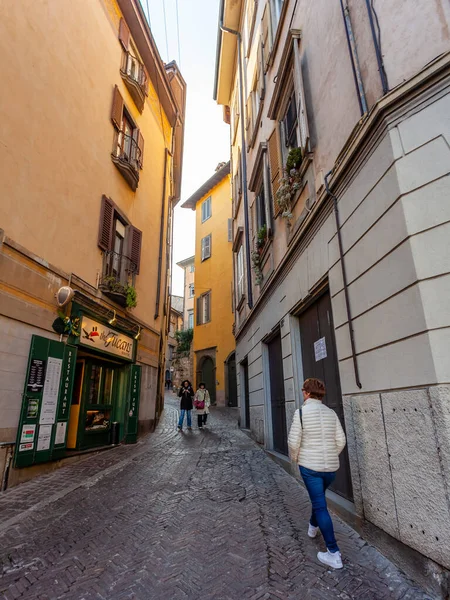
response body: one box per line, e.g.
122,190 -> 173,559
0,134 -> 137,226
27,359 -> 47,391
39,357 -> 63,425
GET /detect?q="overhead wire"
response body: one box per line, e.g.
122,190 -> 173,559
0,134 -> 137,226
162,0 -> 170,63
175,0 -> 181,67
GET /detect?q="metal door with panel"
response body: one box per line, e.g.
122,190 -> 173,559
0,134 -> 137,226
298,292 -> 353,500
268,333 -> 288,455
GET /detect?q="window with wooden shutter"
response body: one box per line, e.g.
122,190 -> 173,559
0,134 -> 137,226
98,195 -> 115,251
262,5 -> 272,72
118,18 -> 130,50
268,127 -> 282,217
201,234 -> 211,261
258,38 -> 266,101
128,226 -> 142,274
111,86 -> 124,130
293,38 -> 310,152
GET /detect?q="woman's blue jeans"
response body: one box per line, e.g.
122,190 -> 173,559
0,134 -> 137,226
178,409 -> 192,429
299,466 -> 339,553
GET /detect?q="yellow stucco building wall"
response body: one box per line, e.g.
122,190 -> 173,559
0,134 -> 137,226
188,166 -> 235,406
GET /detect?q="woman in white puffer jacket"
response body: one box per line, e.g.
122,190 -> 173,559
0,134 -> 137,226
288,377 -> 346,570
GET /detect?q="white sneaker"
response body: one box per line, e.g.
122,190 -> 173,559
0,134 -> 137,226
308,524 -> 319,538
317,550 -> 343,569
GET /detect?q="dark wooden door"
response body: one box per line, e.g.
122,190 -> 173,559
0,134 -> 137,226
268,333 -> 288,455
242,360 -> 250,428
227,354 -> 238,407
298,292 -> 353,500
201,357 -> 216,405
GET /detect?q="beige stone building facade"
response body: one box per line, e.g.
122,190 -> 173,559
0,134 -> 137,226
215,0 -> 450,592
0,0 -> 185,487
177,256 -> 195,330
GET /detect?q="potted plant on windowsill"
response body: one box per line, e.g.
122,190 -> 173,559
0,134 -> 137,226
256,224 -> 268,254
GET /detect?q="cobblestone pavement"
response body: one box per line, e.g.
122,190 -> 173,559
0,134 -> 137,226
0,393 -> 433,600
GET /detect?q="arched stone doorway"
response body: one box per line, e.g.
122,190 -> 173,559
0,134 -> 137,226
225,352 -> 238,407
197,355 -> 216,405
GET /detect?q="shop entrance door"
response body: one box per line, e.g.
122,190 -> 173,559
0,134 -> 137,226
298,292 -> 353,501
227,353 -> 238,407
67,356 -> 123,450
200,356 -> 216,405
268,332 -> 288,455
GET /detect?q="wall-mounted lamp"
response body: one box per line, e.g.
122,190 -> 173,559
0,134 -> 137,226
134,326 -> 141,341
108,310 -> 117,326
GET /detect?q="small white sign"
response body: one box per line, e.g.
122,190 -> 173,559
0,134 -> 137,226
37,424 -> 52,452
314,337 -> 327,362
20,424 -> 36,444
40,357 -> 63,425
55,422 -> 67,446
19,443 -> 34,452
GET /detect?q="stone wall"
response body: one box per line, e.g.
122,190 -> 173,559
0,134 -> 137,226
172,349 -> 194,392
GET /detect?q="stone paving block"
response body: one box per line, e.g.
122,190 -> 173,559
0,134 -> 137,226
0,395 -> 434,600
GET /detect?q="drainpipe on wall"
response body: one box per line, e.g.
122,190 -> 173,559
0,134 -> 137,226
339,0 -> 368,115
154,148 -> 170,320
325,171 -> 362,390
364,0 -> 389,95
219,22 -> 253,310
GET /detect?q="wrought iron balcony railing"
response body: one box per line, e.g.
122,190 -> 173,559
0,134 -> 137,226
111,131 -> 142,190
120,51 -> 148,112
99,251 -> 137,307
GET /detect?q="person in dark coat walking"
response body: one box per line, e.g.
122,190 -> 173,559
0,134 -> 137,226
177,380 -> 194,430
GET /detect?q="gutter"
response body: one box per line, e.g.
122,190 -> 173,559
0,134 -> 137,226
213,0 -> 225,101
154,148 -> 170,320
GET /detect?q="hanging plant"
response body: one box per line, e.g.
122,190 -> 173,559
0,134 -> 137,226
54,311 -> 81,337
276,167 -> 303,220
125,285 -> 137,309
251,250 -> 263,286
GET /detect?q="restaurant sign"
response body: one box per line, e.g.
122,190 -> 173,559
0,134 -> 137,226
79,316 -> 134,360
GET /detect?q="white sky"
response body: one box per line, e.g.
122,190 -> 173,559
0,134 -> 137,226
140,0 -> 230,296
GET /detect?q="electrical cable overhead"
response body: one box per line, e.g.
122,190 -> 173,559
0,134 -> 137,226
162,0 -> 170,63
175,0 -> 181,67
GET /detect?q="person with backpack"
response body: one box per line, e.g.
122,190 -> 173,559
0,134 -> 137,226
194,382 -> 211,429
177,380 -> 194,431
288,377 -> 346,570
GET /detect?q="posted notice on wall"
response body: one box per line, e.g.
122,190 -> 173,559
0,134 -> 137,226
54,422 -> 67,446
20,424 -> 36,444
37,424 -> 53,452
39,357 -> 63,425
314,337 -> 327,362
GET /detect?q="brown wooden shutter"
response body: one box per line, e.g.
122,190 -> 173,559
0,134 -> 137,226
98,195 -> 115,251
118,18 -> 130,50
111,85 -> 124,130
129,226 -> 142,274
245,95 -> 252,134
142,67 -> 149,96
258,39 -> 266,101
196,297 -> 202,325
137,130 -> 144,169
262,5 -> 272,71
268,127 -> 282,217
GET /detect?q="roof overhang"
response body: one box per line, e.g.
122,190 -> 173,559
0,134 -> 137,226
181,162 -> 231,210
176,255 -> 195,268
213,0 -> 244,105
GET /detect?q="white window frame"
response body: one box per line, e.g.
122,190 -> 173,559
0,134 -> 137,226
201,234 -> 212,261
189,283 -> 195,298
188,310 -> 194,329
228,219 -> 233,242
270,0 -> 284,33
201,196 -> 212,223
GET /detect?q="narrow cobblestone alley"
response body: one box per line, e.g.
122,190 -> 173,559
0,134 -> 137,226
0,394 -> 432,600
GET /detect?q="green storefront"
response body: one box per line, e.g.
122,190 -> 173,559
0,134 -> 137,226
14,304 -> 142,469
